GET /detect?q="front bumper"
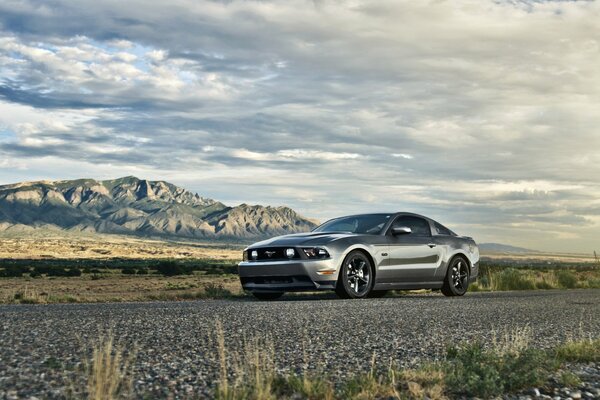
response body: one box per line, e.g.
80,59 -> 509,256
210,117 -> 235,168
238,258 -> 338,292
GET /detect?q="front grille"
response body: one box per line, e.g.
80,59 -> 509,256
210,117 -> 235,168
241,275 -> 314,286
247,247 -> 301,261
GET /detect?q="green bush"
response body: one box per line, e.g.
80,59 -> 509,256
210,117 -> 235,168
121,267 -> 136,275
33,265 -> 52,274
203,283 -> 233,298
0,265 -> 28,277
445,342 -> 556,398
535,280 -> 554,290
154,261 -> 191,276
47,268 -> 82,277
554,338 -> 600,362
494,268 -> 536,291
136,268 -> 148,275
555,270 -> 577,289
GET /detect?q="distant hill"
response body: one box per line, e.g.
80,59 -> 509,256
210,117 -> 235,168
0,177 -> 317,240
479,243 -> 537,253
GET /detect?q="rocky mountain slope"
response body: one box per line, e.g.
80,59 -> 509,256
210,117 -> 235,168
0,177 -> 317,239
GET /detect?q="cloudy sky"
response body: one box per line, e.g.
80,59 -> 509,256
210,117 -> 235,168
0,0 -> 599,252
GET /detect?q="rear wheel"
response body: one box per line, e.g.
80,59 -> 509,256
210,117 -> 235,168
335,251 -> 374,299
252,292 -> 284,301
441,257 -> 469,297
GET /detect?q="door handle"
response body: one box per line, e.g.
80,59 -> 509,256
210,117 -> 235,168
427,243 -> 437,248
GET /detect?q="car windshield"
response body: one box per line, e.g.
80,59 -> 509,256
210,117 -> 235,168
313,214 -> 392,235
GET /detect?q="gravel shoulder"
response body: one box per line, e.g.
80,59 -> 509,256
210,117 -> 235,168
0,289 -> 599,399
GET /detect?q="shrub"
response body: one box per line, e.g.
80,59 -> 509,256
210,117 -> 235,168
554,338 -> 600,362
555,270 -> 577,289
558,371 -> 581,387
445,342 -> 555,398
154,261 -> 190,276
0,265 -> 28,277
203,283 -> 233,298
47,268 -> 82,277
535,280 -> 554,290
121,268 -> 136,275
136,268 -> 148,275
30,271 -> 42,278
493,268 -> 535,291
33,265 -> 52,275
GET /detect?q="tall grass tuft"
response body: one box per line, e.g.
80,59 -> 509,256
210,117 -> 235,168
492,268 -> 536,291
555,270 -> 578,288
85,334 -> 132,400
216,320 -> 276,400
13,286 -> 47,304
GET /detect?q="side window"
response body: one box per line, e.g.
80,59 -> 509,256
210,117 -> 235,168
434,222 -> 451,236
392,216 -> 431,237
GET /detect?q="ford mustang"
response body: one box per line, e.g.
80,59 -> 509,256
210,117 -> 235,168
238,212 -> 479,300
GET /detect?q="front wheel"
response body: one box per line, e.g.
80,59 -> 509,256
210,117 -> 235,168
441,257 -> 469,297
252,292 -> 284,301
335,251 -> 374,299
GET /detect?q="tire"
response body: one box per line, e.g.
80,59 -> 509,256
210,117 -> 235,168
441,256 -> 470,297
368,290 -> 388,298
252,292 -> 284,301
335,250 -> 374,299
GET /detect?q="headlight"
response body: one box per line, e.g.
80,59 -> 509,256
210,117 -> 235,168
302,247 -> 330,259
251,250 -> 258,260
243,250 -> 248,261
285,248 -> 295,258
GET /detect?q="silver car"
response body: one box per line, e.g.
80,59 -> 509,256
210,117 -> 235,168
238,212 -> 479,300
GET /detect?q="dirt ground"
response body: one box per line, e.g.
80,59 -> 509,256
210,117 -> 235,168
0,273 -> 246,303
0,231 -> 242,260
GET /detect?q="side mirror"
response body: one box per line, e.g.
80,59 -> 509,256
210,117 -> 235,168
392,226 -> 412,235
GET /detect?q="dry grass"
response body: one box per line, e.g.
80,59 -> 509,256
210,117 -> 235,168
209,322 -> 599,399
215,320 -> 277,400
490,325 -> 533,355
471,267 -> 600,292
0,231 -> 241,260
0,274 -> 244,304
85,334 -> 133,400
214,321 -> 447,400
49,325 -> 599,399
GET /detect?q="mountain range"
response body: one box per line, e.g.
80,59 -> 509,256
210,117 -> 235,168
477,243 -> 536,253
0,177 -> 317,240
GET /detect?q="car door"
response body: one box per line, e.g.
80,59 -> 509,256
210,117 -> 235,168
380,215 -> 441,283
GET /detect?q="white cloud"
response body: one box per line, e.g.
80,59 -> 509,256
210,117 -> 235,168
0,0 -> 599,251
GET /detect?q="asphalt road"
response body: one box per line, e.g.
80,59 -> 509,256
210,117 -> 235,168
1,289 -> 599,399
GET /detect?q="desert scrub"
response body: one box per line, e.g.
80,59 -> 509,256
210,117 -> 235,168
471,264 -> 600,292
203,282 -> 233,298
492,268 -> 536,291
164,281 -> 198,290
13,286 -> 47,304
554,337 -> 600,362
444,342 -> 556,397
557,371 -> 582,387
554,269 -> 578,289
212,322 -> 599,400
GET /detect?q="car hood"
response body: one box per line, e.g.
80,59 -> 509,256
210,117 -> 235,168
248,232 -> 357,248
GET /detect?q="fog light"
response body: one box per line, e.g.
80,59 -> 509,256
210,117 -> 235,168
285,248 -> 295,258
317,269 -> 336,275
251,250 -> 258,260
